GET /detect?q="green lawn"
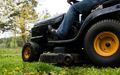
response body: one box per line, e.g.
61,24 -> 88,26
1,48 -> 120,75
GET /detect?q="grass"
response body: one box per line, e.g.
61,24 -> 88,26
1,48 -> 120,75
0,48 -> 62,75
65,66 -> 120,75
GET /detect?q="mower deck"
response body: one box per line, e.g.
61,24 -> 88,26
40,53 -> 83,65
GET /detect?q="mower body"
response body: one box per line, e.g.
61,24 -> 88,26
22,3 -> 120,66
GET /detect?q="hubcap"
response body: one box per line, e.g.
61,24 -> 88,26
24,47 -> 31,59
94,32 -> 119,57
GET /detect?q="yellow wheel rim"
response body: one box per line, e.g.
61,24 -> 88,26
24,47 -> 31,59
94,32 -> 119,57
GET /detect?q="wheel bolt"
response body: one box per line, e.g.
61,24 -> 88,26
106,43 -> 111,47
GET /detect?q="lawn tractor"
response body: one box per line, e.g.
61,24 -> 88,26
22,0 -> 120,66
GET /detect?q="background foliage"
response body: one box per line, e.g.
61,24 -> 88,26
0,0 -> 51,47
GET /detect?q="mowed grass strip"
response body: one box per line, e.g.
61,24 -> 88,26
1,48 -> 120,75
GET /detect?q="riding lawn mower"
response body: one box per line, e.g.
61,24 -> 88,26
22,0 -> 120,66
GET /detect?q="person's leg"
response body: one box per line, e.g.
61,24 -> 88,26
56,5 -> 79,39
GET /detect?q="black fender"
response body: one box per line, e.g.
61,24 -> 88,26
79,4 -> 120,38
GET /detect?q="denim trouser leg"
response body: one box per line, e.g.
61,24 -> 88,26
56,0 -> 106,39
57,5 -> 79,39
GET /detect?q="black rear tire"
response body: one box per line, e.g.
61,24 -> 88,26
22,42 -> 42,62
84,19 -> 120,66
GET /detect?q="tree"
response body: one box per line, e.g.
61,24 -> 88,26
0,0 -> 38,43
41,10 -> 51,20
13,0 -> 38,43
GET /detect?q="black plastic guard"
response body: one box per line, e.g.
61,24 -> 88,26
40,53 -> 82,65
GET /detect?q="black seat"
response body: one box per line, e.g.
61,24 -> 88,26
103,0 -> 120,7
34,13 -> 65,27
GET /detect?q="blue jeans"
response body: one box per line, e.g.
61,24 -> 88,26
56,0 -> 106,39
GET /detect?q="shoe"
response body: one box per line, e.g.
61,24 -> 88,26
48,25 -> 60,40
48,25 -> 57,34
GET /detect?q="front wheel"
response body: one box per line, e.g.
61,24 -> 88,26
22,42 -> 42,62
84,19 -> 120,66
